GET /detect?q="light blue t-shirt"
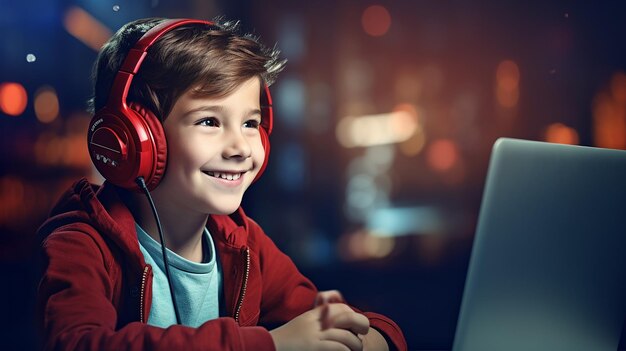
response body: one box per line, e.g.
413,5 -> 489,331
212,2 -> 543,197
136,223 -> 224,327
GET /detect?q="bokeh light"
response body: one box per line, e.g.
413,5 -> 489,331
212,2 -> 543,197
338,230 -> 396,261
544,123 -> 579,145
361,5 -> 391,37
346,174 -> 378,210
0,82 -> 28,116
64,7 -> 112,51
336,109 -> 419,148
34,86 -> 60,124
496,60 -> 520,108
394,103 -> 426,156
276,76 -> 306,129
593,71 -> 626,149
426,139 -> 459,172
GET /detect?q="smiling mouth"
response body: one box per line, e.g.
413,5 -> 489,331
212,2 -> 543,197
203,171 -> 244,181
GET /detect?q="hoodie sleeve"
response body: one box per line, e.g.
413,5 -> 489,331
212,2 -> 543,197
37,227 -> 275,351
248,220 -> 408,351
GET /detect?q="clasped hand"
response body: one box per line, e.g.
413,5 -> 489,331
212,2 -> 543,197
269,290 -> 389,351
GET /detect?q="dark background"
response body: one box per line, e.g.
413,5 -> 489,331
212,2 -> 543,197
1,0 -> 625,350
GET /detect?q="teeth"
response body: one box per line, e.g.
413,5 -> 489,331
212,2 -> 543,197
206,171 -> 241,181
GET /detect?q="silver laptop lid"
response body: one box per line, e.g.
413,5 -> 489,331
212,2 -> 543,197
453,138 -> 626,351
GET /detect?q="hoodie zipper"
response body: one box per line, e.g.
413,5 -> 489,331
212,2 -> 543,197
234,247 -> 250,323
140,265 -> 150,323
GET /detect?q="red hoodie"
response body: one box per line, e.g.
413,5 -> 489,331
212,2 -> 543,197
36,178 -> 407,351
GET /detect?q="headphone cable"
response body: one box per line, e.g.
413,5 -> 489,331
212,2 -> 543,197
135,177 -> 182,325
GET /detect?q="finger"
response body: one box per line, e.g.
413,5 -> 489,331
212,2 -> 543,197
319,302 -> 331,330
315,290 -> 346,306
326,309 -> 370,335
331,313 -> 369,335
321,328 -> 364,351
319,303 -> 347,330
323,302 -> 354,317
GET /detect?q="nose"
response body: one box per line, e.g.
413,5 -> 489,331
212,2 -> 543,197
222,129 -> 252,160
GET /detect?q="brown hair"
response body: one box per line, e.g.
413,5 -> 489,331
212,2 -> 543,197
88,17 -> 285,121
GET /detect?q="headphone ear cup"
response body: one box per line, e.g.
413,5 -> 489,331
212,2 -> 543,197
128,102 -> 168,190
253,126 -> 270,182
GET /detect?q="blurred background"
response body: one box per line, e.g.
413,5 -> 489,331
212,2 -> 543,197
1,0 -> 625,350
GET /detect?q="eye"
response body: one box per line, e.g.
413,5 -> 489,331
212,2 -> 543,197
244,119 -> 261,129
196,117 -> 219,127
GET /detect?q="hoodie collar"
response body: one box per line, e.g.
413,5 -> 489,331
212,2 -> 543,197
207,207 -> 250,248
39,178 -> 251,264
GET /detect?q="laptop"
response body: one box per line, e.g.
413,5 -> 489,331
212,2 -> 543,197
452,138 -> 626,351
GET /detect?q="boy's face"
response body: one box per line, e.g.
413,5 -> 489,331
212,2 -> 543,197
154,77 -> 265,215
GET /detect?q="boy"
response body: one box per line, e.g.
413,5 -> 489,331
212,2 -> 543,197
36,17 -> 407,351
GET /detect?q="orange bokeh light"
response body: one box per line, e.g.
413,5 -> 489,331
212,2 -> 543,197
593,71 -> 626,150
427,139 -> 459,172
35,86 -> 60,123
496,60 -> 520,91
495,60 -> 520,108
64,7 -> 112,51
361,5 -> 391,37
544,123 -> 579,145
0,82 -> 28,116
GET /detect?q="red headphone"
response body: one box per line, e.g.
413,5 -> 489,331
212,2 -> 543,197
88,19 -> 273,191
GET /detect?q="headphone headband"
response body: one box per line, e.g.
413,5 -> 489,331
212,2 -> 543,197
108,19 -> 215,111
